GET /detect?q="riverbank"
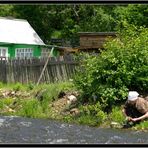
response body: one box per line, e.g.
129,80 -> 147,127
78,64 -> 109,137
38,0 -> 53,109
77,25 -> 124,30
0,82 -> 147,131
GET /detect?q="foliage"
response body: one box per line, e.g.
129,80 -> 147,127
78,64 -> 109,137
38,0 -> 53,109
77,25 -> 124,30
109,106 -> 125,124
133,120 -> 148,130
63,102 -> 108,127
0,98 -> 14,110
0,82 -> 5,88
0,81 -> 75,119
0,4 -> 147,45
0,5 -> 14,16
114,4 -> 148,28
17,98 -> 44,118
0,81 -> 147,130
74,25 -> 148,110
78,102 -> 107,125
0,5 -> 117,44
12,82 -> 25,92
76,115 -> 98,126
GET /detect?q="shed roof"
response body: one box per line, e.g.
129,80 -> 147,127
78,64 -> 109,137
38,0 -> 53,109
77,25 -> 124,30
0,17 -> 45,45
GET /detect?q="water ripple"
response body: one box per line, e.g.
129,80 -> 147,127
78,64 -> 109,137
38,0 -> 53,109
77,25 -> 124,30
0,116 -> 147,144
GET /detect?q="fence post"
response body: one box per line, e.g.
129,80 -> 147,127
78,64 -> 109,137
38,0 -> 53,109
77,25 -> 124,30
36,47 -> 54,86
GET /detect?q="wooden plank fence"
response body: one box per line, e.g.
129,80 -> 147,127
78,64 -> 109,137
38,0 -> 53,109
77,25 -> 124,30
0,55 -> 78,84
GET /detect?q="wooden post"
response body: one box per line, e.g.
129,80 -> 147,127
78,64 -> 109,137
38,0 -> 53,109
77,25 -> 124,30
36,47 -> 54,86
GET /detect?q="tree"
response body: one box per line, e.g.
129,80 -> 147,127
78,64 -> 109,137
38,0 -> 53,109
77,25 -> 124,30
12,5 -> 53,44
114,4 -> 148,28
0,5 -> 14,16
74,25 -> 148,110
1,4 -> 147,45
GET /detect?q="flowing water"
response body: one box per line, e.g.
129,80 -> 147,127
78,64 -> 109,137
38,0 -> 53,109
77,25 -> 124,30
0,116 -> 147,144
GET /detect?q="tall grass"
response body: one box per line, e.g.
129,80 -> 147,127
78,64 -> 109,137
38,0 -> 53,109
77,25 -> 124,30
109,106 -> 125,124
0,81 -> 76,119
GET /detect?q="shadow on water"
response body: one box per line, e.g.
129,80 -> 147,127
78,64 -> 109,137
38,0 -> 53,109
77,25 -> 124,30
0,116 -> 147,144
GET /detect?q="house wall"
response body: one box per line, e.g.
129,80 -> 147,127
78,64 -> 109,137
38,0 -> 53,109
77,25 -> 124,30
0,43 -> 60,58
0,43 -> 41,58
9,44 -> 41,58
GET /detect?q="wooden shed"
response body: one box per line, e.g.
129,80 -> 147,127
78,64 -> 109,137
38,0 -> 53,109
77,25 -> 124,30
78,32 -> 116,51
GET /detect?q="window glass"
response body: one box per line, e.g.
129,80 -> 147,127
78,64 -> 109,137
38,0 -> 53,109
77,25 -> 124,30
0,47 -> 8,58
16,48 -> 33,59
2,49 -> 6,56
41,48 -> 51,57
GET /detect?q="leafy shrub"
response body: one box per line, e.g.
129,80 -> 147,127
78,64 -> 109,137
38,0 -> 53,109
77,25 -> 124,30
109,106 -> 125,124
76,114 -> 98,126
74,25 -> 148,109
79,102 -> 107,125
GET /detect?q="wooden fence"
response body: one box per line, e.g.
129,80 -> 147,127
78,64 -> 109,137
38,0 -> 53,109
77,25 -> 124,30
0,55 -> 78,84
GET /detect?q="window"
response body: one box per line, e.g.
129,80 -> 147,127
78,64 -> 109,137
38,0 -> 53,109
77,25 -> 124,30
0,47 -> 8,60
41,48 -> 51,58
16,48 -> 33,59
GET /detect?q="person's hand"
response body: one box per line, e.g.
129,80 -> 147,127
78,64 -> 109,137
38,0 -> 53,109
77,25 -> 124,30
130,118 -> 138,122
126,117 -> 132,121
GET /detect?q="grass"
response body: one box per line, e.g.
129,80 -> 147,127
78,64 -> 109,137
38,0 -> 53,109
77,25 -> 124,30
133,121 -> 148,131
0,81 -> 76,119
108,106 -> 125,124
0,81 -> 147,131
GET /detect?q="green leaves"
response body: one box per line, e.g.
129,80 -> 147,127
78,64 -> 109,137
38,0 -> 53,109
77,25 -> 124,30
0,4 -> 147,45
74,25 -> 148,109
114,4 -> 148,28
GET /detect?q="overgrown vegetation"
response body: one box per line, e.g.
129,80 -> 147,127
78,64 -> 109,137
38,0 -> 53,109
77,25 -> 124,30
0,80 -> 147,130
74,25 -> 148,112
0,82 -> 76,118
0,4 -> 147,130
0,4 -> 147,44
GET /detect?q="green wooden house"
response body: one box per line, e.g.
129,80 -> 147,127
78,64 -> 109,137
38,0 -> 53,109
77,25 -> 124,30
0,17 -> 59,59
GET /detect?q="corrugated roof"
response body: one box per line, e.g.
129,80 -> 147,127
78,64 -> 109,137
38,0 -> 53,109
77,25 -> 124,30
0,17 -> 45,45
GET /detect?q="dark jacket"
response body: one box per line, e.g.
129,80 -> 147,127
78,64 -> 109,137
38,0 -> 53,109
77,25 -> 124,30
124,97 -> 148,118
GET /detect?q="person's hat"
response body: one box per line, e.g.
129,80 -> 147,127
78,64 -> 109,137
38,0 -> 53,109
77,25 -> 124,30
128,91 -> 139,101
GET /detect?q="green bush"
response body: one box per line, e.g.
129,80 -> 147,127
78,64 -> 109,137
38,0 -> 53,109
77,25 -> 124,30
78,102 -> 107,125
74,25 -> 148,109
76,114 -> 98,126
109,106 -> 125,124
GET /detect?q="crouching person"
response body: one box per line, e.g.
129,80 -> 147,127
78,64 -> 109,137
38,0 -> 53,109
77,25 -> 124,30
122,91 -> 148,127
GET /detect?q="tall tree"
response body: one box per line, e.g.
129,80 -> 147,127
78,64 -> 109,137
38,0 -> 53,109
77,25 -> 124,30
114,4 -> 148,28
1,4 -> 147,45
0,5 -> 14,16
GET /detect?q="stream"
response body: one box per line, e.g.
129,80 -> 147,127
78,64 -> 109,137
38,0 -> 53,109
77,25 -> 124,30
0,116 -> 147,144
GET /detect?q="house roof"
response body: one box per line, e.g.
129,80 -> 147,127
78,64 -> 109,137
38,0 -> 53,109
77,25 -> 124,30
0,17 -> 45,45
